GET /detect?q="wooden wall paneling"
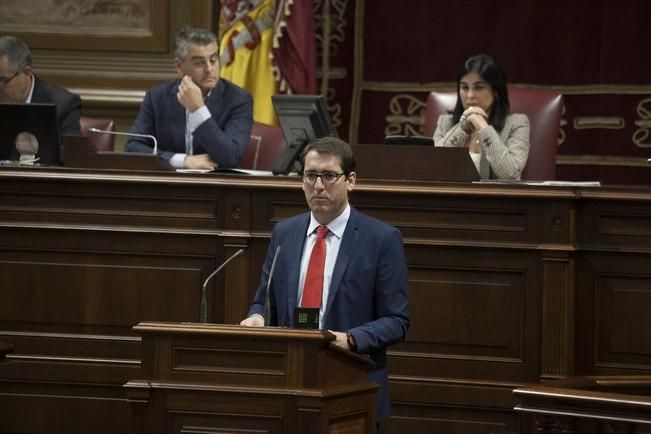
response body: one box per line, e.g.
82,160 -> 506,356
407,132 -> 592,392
385,401 -> 520,434
575,252 -> 651,376
0,169 -> 237,434
575,192 -> 651,377
0,381 -> 132,434
540,251 -> 575,379
2,169 -> 651,433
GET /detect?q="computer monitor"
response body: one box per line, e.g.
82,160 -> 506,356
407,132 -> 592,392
271,95 -> 337,175
0,103 -> 61,165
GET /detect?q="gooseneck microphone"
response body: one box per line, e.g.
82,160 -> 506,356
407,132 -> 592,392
264,245 -> 282,326
200,248 -> 245,323
88,128 -> 158,155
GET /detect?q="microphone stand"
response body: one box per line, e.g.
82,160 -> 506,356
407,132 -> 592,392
264,246 -> 282,326
88,128 -> 158,155
200,248 -> 245,323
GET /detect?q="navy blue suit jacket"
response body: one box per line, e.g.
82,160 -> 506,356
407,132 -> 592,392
248,207 -> 410,422
32,76 -> 81,136
125,78 -> 253,167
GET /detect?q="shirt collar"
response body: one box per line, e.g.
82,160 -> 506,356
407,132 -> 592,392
307,204 -> 350,239
25,74 -> 35,103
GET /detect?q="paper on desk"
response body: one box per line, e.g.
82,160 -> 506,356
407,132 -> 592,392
176,168 -> 213,173
176,168 -> 276,176
476,179 -> 601,187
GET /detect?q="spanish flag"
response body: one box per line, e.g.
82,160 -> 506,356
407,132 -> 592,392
219,0 -> 316,125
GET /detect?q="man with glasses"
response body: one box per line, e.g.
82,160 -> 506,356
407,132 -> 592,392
125,25 -> 253,170
240,136 -> 410,428
0,35 -> 81,135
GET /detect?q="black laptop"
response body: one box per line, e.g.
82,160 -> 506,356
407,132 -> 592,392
0,103 -> 61,165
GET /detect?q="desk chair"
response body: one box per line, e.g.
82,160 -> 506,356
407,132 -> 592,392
423,86 -> 564,180
241,122 -> 287,170
80,116 -> 116,151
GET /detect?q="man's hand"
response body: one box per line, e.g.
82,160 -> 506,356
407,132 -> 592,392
330,331 -> 353,350
240,314 -> 264,327
177,75 -> 205,112
184,154 -> 217,170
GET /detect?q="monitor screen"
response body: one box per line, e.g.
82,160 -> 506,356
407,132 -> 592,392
271,95 -> 337,175
0,103 -> 61,165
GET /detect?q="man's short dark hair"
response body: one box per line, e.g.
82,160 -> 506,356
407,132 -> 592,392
300,136 -> 356,175
174,26 -> 218,59
0,36 -> 32,72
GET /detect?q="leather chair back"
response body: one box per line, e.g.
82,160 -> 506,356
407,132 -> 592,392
242,122 -> 287,170
423,86 -> 563,180
80,116 -> 116,151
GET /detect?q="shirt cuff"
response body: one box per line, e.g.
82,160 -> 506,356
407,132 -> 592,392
187,105 -> 211,131
170,153 -> 187,169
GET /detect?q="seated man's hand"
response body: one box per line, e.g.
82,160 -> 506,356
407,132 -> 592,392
177,75 -> 204,112
240,314 -> 264,327
184,154 -> 217,170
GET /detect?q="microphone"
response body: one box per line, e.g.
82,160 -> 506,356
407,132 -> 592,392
88,128 -> 158,155
200,248 -> 245,323
264,245 -> 282,326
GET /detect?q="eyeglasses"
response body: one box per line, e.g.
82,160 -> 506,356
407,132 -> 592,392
303,171 -> 346,185
0,70 -> 20,86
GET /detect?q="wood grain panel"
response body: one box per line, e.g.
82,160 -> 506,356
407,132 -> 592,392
576,251 -> 651,376
596,275 -> 651,366
0,385 -> 131,434
1,169 -> 651,433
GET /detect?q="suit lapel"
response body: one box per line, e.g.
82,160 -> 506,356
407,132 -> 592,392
31,77 -> 46,103
286,214 -> 310,324
191,80 -> 224,153
170,81 -> 187,152
324,207 -> 360,317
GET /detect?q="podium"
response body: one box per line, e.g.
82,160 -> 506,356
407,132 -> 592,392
125,322 -> 378,434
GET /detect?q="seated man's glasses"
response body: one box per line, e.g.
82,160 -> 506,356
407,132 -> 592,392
303,171 -> 346,185
0,70 -> 20,87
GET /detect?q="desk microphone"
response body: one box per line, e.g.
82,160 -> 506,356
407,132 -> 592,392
200,248 -> 245,323
88,128 -> 158,155
264,245 -> 282,326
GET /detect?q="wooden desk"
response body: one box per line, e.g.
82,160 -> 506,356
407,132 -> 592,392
1,167 -> 651,433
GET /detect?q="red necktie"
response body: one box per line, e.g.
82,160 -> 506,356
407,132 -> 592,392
301,225 -> 329,308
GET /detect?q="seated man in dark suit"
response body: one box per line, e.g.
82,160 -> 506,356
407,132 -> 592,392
0,35 -> 81,135
125,26 -> 253,170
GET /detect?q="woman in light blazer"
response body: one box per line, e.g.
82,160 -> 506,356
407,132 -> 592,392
433,54 -> 530,180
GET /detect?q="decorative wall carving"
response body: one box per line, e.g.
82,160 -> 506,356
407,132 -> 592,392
633,98 -> 651,148
385,94 -> 426,137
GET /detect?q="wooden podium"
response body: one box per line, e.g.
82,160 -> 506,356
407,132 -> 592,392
125,322 -> 378,434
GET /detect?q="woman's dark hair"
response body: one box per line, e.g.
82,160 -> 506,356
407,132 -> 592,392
452,54 -> 510,131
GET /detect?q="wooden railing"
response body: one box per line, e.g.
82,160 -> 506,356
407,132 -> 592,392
514,376 -> 651,433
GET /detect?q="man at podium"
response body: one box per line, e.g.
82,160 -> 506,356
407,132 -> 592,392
240,136 -> 410,426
